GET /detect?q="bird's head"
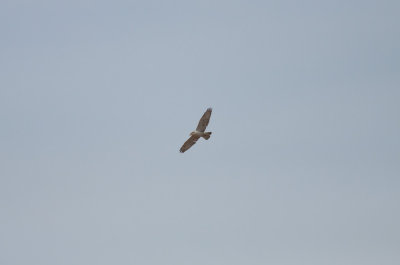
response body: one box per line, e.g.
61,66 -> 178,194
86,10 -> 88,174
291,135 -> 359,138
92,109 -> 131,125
190,131 -> 196,136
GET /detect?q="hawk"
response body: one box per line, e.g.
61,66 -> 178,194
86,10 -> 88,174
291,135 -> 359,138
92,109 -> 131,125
179,108 -> 213,153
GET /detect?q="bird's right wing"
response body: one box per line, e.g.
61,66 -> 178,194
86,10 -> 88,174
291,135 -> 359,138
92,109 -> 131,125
196,108 -> 212,132
179,135 -> 199,153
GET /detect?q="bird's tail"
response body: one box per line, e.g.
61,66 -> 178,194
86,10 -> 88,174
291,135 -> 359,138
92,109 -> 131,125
203,132 -> 212,140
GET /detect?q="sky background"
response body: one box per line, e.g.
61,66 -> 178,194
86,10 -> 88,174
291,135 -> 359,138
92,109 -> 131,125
1,0 -> 400,264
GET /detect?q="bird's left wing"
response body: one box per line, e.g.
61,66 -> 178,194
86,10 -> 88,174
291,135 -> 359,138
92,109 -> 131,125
179,135 -> 199,153
196,108 -> 212,132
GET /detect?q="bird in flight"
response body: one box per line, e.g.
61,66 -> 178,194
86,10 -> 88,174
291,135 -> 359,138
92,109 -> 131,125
179,107 -> 213,153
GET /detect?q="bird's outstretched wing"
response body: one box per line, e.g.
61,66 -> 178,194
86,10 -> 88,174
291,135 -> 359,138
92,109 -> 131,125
179,135 -> 200,153
196,108 -> 212,132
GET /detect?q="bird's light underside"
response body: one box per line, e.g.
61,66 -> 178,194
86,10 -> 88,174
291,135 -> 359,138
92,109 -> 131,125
179,108 -> 213,153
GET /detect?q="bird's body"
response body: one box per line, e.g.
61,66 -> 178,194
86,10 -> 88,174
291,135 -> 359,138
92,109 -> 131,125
190,130 -> 212,139
180,108 -> 213,153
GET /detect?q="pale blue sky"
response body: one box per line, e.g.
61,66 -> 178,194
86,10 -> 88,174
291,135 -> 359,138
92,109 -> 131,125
1,1 -> 400,264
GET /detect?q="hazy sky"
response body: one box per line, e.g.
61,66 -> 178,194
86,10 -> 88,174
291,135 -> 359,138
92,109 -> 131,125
1,1 -> 400,264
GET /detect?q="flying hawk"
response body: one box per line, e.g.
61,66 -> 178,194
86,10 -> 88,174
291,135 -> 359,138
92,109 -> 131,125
179,108 -> 213,153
